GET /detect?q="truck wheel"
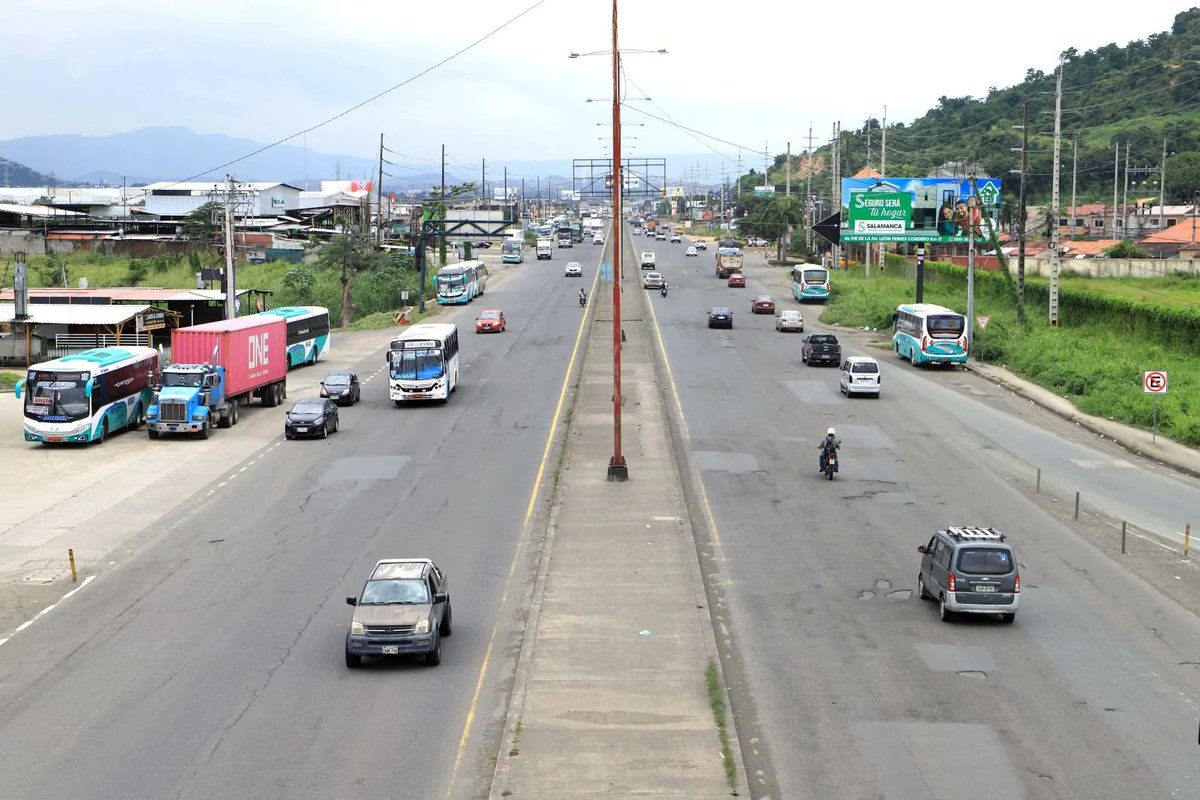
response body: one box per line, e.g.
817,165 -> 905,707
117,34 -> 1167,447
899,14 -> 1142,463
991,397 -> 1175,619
275,383 -> 284,406
230,399 -> 239,425
148,429 -> 160,440
199,418 -> 211,440
218,405 -> 233,428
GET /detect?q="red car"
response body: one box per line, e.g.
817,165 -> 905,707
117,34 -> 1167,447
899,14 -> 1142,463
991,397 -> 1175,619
751,295 -> 776,314
727,272 -> 746,288
475,309 -> 506,333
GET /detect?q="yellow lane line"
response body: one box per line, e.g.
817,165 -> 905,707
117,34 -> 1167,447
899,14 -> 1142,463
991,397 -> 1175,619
445,258 -> 602,797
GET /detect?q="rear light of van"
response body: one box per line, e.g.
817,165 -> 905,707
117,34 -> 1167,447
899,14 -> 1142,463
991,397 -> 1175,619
947,572 -> 956,592
1013,574 -> 1020,594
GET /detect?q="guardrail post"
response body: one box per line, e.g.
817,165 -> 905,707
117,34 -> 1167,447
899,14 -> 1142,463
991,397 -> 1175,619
68,548 -> 77,583
1186,522 -> 1192,558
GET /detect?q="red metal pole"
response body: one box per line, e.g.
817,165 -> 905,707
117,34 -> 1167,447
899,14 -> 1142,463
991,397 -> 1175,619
607,0 -> 627,480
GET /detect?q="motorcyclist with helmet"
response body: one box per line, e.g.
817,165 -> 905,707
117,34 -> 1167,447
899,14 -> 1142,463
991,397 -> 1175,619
818,427 -> 841,474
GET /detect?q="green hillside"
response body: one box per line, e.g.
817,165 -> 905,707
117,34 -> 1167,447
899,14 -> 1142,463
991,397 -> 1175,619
768,8 -> 1200,208
0,156 -> 53,187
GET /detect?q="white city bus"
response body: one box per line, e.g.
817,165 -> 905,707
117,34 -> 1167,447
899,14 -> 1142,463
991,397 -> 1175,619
892,303 -> 968,366
388,323 -> 460,405
435,261 -> 488,305
15,346 -> 159,443
791,264 -> 830,302
501,238 -> 525,264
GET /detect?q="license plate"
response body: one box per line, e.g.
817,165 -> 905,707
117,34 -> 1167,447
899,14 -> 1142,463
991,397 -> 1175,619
296,427 -> 308,432
975,585 -> 996,592
411,393 -> 428,399
381,645 -> 399,655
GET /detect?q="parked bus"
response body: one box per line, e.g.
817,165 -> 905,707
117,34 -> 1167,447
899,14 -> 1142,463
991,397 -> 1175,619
255,306 -> 330,367
791,265 -> 830,302
892,303 -> 968,366
15,346 -> 159,444
388,323 -> 460,405
501,239 -> 525,264
435,260 -> 488,304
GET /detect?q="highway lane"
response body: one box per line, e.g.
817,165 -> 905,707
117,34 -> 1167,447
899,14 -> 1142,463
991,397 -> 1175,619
0,247 -> 600,800
645,232 -> 1200,799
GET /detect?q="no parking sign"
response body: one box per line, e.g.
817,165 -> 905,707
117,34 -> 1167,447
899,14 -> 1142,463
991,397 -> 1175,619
1143,371 -> 1168,395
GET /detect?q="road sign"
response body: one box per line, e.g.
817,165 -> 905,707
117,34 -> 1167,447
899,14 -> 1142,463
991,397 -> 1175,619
976,315 -> 990,330
1143,370 -> 1168,395
811,211 -> 841,246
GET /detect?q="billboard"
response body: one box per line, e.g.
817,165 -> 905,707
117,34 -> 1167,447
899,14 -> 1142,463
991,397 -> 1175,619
839,177 -> 1001,243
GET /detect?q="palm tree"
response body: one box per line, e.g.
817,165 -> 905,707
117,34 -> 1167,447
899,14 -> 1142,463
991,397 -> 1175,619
761,196 -> 804,262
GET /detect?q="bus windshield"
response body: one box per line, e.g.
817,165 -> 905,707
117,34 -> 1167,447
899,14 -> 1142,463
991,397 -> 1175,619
802,269 -> 828,284
927,315 -> 965,338
439,273 -> 466,288
392,348 -> 445,380
25,376 -> 90,422
502,241 -> 521,254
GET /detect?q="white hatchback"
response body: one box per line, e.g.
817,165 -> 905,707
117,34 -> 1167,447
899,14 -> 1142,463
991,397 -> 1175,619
840,356 -> 881,397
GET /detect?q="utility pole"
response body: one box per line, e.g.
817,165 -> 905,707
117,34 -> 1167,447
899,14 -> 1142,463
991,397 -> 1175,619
763,141 -> 769,190
1112,142 -> 1120,239
439,144 -> 448,267
222,174 -> 237,321
481,158 -> 487,205
536,175 -> 541,219
831,121 -> 841,271
880,106 -> 887,176
503,167 -> 508,209
967,175 -> 977,359
785,141 -> 791,196
1070,138 -> 1077,241
607,0 -> 627,481
1049,57 -> 1063,326
1122,140 -> 1130,238
377,133 -> 385,247
805,121 -> 814,252
1016,102 -> 1028,301
1160,136 -> 1168,231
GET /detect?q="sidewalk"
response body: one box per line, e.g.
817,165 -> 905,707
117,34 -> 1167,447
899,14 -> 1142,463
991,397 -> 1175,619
490,248 -> 746,797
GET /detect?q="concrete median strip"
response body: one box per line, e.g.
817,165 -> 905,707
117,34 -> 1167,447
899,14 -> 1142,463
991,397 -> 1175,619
489,236 -> 749,798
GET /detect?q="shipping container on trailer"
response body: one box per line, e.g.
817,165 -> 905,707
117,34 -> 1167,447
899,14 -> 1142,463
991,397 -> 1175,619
171,316 -> 287,399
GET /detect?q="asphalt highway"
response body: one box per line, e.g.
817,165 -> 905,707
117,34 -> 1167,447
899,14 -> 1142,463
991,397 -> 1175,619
0,249 -> 599,800
645,233 -> 1200,800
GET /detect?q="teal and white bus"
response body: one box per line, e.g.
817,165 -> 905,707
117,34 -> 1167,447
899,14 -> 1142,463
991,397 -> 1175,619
15,346 -> 159,443
256,306 -> 330,367
791,265 -> 830,302
501,239 -> 525,264
387,323 -> 460,405
435,260 -> 488,305
893,303 -> 968,367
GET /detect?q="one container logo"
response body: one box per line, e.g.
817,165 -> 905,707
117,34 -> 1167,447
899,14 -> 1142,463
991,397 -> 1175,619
249,333 -> 271,369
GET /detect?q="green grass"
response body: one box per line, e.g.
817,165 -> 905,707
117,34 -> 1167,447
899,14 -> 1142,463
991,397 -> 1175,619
1052,275 -> 1200,309
823,266 -> 1200,447
0,370 -> 22,391
704,661 -> 738,794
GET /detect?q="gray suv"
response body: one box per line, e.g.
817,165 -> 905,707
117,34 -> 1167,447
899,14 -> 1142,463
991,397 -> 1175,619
345,558 -> 452,667
917,526 -> 1019,623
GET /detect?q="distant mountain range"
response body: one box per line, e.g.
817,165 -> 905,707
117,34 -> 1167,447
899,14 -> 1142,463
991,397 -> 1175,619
0,125 -> 734,192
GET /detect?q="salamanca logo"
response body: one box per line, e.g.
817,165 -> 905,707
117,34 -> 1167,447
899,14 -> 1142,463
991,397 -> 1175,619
249,332 -> 271,369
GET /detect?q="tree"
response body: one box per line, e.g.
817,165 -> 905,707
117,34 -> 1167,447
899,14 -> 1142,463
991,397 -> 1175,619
1104,239 -> 1150,259
425,182 -> 477,266
183,202 -> 221,242
760,196 -> 805,261
1166,152 -> 1200,203
319,230 -> 385,327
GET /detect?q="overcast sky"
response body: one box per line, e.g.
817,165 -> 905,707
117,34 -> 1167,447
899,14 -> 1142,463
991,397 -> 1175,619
0,0 -> 1190,173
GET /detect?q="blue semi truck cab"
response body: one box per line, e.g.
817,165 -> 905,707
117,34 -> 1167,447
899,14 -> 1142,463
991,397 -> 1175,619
146,364 -> 235,439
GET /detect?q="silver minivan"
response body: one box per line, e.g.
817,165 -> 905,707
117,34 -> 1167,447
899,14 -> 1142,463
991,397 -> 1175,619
917,526 -> 1019,623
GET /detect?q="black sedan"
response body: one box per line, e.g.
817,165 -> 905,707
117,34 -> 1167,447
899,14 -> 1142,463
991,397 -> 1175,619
320,371 -> 361,405
707,307 -> 733,329
285,398 -> 340,439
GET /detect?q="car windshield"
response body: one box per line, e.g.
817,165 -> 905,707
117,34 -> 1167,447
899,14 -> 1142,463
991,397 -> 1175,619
359,578 -> 430,605
24,375 -> 90,422
927,314 -> 966,339
291,401 -> 324,415
851,362 -> 879,374
324,374 -> 350,386
392,348 -> 445,381
162,372 -> 203,387
956,547 -> 1013,575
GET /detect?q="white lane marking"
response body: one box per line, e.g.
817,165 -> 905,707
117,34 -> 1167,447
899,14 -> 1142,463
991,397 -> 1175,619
0,575 -> 97,648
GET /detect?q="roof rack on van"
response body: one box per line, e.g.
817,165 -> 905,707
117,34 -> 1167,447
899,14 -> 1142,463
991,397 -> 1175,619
943,526 -> 1006,542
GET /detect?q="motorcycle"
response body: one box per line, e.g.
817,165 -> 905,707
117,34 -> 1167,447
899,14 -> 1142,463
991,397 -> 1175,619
579,292 -> 587,308
660,285 -> 668,298
824,450 -> 838,480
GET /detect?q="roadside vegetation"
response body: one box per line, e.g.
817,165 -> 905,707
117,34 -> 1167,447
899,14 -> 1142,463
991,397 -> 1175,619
704,661 -> 738,793
822,257 -> 1200,447
0,370 -> 22,390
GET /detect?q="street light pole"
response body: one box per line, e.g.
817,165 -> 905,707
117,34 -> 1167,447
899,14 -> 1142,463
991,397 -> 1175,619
607,0 -> 627,480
